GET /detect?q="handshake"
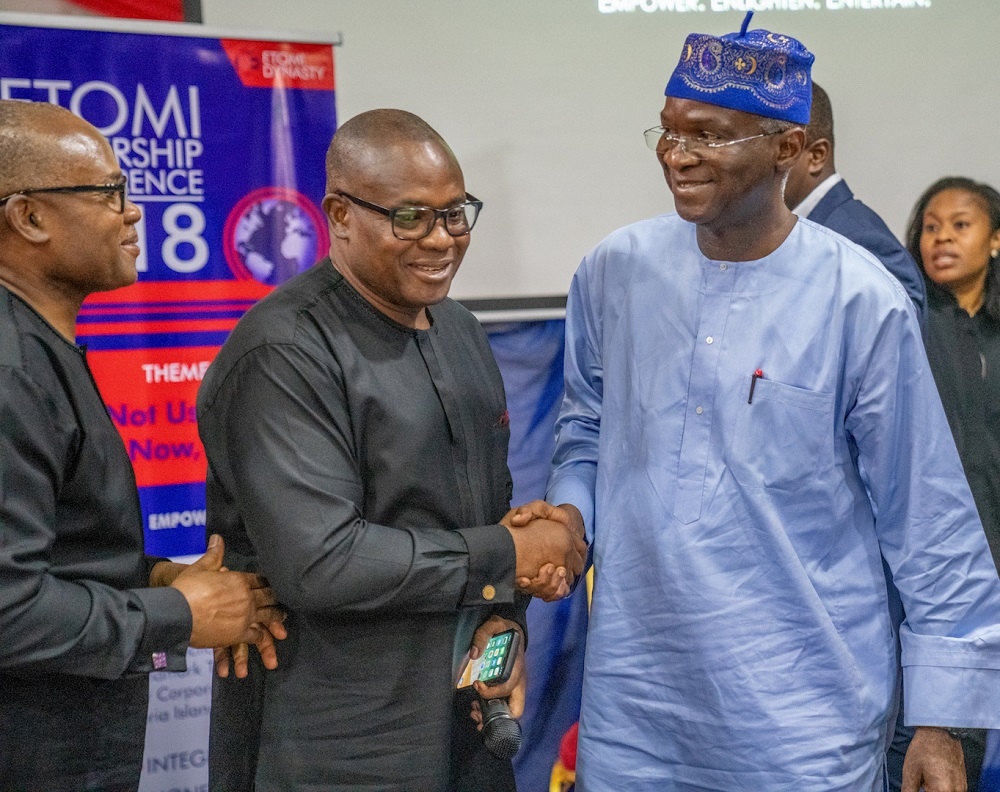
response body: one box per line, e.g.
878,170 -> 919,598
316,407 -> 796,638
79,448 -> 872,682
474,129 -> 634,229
502,501 -> 588,602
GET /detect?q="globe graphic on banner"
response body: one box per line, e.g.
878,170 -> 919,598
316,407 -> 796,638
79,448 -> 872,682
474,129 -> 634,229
224,187 -> 330,287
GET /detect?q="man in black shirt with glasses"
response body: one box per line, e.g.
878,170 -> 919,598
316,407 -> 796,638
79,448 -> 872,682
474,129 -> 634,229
0,100 -> 283,791
200,109 -> 585,792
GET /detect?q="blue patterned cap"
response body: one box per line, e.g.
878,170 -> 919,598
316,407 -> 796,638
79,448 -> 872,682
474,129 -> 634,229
664,12 -> 814,124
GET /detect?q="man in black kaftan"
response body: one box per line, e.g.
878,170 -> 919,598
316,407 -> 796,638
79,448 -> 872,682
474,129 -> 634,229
200,109 -> 585,792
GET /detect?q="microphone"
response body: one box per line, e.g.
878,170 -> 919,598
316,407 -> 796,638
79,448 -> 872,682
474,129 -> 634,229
481,697 -> 522,759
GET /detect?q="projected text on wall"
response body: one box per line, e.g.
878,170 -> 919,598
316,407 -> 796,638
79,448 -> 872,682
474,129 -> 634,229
597,0 -> 931,13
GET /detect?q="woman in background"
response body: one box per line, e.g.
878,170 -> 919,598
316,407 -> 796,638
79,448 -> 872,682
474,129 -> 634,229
905,176 -> 1000,790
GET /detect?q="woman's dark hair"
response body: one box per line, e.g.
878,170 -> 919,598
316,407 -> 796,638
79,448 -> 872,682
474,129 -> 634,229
906,176 -> 1000,321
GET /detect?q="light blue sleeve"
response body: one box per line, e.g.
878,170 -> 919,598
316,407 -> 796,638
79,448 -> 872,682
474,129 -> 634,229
847,295 -> 1000,728
547,261 -> 602,544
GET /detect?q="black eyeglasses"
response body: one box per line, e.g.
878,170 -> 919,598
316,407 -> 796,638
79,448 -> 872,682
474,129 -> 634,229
0,179 -> 128,213
336,191 -> 483,240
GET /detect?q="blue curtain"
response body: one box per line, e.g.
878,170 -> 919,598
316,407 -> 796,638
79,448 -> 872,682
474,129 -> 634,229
486,320 -> 587,792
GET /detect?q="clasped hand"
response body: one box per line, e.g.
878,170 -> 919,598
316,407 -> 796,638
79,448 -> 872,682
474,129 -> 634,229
502,500 -> 587,601
153,534 -> 287,678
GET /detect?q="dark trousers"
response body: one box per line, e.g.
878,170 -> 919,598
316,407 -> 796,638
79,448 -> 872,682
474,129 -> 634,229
209,659 -> 517,792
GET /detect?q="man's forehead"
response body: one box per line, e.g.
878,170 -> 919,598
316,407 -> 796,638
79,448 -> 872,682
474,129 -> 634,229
55,127 -> 111,156
380,138 -> 457,170
53,129 -> 118,173
660,97 -> 755,129
353,143 -> 465,202
382,181 -> 467,209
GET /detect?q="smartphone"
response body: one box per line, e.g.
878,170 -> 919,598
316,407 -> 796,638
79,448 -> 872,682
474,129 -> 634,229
456,628 -> 519,689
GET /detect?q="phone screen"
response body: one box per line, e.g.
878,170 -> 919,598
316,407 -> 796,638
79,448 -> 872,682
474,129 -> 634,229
456,629 -> 518,689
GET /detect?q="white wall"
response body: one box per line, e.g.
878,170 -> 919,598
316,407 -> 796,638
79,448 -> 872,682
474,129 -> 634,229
191,1 -> 998,300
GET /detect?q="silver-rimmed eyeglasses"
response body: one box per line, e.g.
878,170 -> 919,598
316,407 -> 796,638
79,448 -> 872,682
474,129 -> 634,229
643,127 -> 781,157
0,178 -> 128,213
336,191 -> 483,241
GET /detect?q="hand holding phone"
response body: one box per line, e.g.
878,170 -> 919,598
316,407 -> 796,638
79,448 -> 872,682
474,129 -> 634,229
456,628 -> 520,689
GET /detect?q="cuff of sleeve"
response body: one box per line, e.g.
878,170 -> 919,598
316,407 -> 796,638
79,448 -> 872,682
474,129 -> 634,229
903,664 -> 1000,729
902,630 -> 1000,728
456,523 -> 516,608
143,554 -> 170,581
547,475 -> 596,544
128,586 -> 192,674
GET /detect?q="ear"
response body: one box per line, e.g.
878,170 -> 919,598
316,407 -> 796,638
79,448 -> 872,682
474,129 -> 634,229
322,192 -> 351,240
2,196 -> 51,244
806,138 -> 832,176
990,226 -> 1000,259
775,127 -> 806,174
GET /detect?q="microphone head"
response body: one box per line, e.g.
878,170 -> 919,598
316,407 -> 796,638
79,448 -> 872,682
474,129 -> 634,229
481,697 -> 522,760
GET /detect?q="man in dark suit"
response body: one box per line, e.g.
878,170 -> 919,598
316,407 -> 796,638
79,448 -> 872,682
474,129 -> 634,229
783,82 -> 926,326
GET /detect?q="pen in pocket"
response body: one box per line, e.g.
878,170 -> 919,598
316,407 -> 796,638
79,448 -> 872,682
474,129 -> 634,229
748,369 -> 764,404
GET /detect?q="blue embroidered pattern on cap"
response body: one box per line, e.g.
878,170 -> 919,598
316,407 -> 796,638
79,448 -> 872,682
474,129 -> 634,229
665,11 -> 814,124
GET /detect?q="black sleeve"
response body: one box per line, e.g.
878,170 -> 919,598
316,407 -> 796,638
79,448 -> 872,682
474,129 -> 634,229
0,367 -> 190,678
199,343 -> 515,616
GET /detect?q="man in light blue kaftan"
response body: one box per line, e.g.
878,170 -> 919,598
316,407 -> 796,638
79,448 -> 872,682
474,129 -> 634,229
547,13 -> 1000,792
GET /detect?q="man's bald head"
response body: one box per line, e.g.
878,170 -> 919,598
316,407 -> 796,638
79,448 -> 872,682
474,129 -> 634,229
0,100 -> 100,197
325,109 -> 460,194
0,100 -> 139,339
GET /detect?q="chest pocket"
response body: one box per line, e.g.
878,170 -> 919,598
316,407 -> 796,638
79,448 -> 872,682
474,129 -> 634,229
728,378 -> 834,493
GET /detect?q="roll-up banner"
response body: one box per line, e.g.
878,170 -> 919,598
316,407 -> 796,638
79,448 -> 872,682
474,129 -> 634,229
1,15 -> 337,789
0,13 -> 337,560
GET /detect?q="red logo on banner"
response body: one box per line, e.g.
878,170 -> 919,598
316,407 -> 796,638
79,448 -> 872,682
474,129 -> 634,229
220,39 -> 335,90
